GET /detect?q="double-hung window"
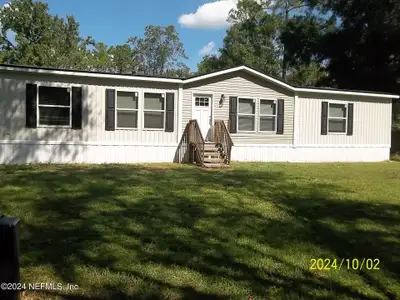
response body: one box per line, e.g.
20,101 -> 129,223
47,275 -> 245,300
116,91 -> 138,129
259,99 -> 277,132
144,92 -> 165,129
328,103 -> 347,133
238,98 -> 256,131
38,86 -> 71,126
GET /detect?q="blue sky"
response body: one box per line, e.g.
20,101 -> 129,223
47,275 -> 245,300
1,0 -> 246,71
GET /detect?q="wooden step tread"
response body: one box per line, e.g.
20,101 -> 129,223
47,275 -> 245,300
204,157 -> 224,163
203,149 -> 219,153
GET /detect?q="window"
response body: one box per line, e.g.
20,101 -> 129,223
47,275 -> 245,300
116,91 -> 138,129
144,92 -> 165,129
38,86 -> 71,126
238,98 -> 255,131
195,97 -> 209,107
259,99 -> 276,132
328,103 -> 347,133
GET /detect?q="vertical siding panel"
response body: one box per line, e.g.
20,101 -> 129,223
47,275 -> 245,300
297,94 -> 391,146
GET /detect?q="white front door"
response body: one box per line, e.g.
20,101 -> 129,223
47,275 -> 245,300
193,96 -> 212,141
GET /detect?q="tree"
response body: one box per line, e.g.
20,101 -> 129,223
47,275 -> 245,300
197,0 -> 282,78
88,42 -> 112,72
165,64 -> 192,78
0,0 -> 90,69
269,0 -> 310,81
306,0 -> 400,93
134,25 -> 188,76
197,55 -> 227,75
108,42 -> 136,74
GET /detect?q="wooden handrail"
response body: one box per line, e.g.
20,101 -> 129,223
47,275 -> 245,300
214,120 -> 234,164
175,122 -> 191,163
175,120 -> 205,166
188,120 -> 205,166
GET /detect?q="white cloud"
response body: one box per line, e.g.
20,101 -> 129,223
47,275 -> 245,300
199,41 -> 216,56
178,0 -> 238,29
178,0 -> 267,29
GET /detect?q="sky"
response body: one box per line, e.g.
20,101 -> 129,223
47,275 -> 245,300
0,0 -> 247,71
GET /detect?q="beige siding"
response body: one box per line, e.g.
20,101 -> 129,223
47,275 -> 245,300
0,71 -> 179,144
183,71 -> 294,144
296,93 -> 392,145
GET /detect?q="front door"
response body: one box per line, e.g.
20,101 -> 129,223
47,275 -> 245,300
193,96 -> 212,141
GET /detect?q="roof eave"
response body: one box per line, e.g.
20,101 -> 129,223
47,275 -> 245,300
182,65 -> 296,91
295,88 -> 400,99
0,64 -> 398,99
0,65 -> 183,84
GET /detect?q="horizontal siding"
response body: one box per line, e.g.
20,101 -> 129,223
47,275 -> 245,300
0,71 -> 179,144
183,71 -> 294,144
296,93 -> 392,145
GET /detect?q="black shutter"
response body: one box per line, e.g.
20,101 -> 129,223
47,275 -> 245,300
321,101 -> 328,135
165,93 -> 175,132
71,87 -> 83,130
229,96 -> 237,133
105,89 -> 116,131
347,103 -> 354,136
276,99 -> 284,134
26,83 -> 37,128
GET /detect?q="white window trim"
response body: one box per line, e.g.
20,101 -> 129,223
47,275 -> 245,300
36,84 -> 72,129
259,99 -> 277,132
237,97 -> 256,133
115,90 -> 139,130
143,91 -> 166,131
328,102 -> 348,135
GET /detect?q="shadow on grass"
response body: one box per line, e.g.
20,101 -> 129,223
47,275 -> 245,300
0,164 -> 399,299
390,152 -> 400,161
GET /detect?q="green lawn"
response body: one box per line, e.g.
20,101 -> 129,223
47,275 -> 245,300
0,162 -> 399,300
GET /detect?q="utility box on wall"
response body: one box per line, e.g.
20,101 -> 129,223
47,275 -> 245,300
0,217 -> 21,300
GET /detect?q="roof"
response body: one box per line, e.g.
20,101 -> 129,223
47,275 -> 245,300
0,63 -> 398,99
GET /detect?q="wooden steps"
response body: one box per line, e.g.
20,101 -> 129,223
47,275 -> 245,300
201,142 -> 229,168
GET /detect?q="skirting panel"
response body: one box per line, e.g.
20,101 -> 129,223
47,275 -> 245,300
0,142 -> 178,164
231,145 -> 390,162
0,142 -> 390,164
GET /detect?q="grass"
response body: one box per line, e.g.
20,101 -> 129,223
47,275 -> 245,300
391,152 -> 400,161
0,162 -> 399,300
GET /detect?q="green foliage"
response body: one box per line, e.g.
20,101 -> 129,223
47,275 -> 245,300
0,0 -> 91,68
197,0 -> 282,78
0,0 -> 189,76
197,0 -> 326,86
0,163 -> 399,299
134,25 -> 188,76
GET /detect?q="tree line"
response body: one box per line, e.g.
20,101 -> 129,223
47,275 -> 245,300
0,0 -> 190,77
0,0 -> 399,128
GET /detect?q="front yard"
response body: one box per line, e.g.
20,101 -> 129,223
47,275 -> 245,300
0,162 -> 399,300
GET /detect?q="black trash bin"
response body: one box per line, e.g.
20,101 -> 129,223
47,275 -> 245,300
0,216 -> 21,300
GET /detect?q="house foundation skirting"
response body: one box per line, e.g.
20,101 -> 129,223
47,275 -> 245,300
0,141 -> 178,164
0,141 -> 390,164
231,144 -> 390,162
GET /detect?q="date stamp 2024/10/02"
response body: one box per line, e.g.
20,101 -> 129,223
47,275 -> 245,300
310,258 -> 380,271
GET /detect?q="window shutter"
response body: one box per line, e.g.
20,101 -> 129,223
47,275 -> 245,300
105,89 -> 116,131
276,99 -> 285,134
229,96 -> 237,133
71,86 -> 83,130
347,103 -> 354,136
165,93 -> 175,132
321,101 -> 328,135
26,83 -> 37,128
